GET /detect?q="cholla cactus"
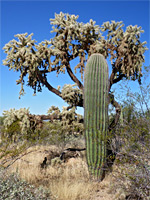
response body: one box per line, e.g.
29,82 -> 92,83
3,108 -> 30,135
2,12 -> 147,104
48,105 -> 84,136
61,84 -> 83,107
61,106 -> 83,136
2,105 -> 83,140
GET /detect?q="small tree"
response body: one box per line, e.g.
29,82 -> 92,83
2,12 -> 148,180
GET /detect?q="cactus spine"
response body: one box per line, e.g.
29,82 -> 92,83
84,53 -> 109,181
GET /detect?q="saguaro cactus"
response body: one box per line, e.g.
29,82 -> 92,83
84,53 -> 109,181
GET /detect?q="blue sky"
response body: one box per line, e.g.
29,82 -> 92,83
0,0 -> 149,116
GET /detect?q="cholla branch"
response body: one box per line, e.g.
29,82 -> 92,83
2,12 -> 148,108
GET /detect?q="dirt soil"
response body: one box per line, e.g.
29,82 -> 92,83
1,145 -> 122,200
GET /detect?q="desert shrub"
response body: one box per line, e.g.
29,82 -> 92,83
36,121 -> 85,150
0,115 -> 84,162
36,121 -> 67,146
119,117 -> 150,199
1,105 -> 84,146
0,167 -> 51,200
112,154 -> 150,200
109,79 -> 150,199
1,120 -> 21,142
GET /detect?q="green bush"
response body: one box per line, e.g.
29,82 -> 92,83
0,116 -> 5,126
0,167 -> 51,200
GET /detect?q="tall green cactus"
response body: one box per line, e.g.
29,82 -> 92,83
84,53 -> 109,181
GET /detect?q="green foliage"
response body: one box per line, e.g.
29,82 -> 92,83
0,167 -> 51,199
122,101 -> 137,123
84,54 -> 109,181
1,120 -> 21,142
0,116 -> 5,126
36,121 -> 66,146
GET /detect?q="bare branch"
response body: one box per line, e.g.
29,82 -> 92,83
37,72 -> 84,107
108,93 -> 121,131
30,113 -> 61,123
109,72 -> 126,91
37,73 -> 62,98
66,64 -> 83,90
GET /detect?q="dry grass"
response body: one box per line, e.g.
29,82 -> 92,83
1,145 -> 115,200
48,159 -> 92,200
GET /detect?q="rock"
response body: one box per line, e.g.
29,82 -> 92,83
40,157 -> 47,169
